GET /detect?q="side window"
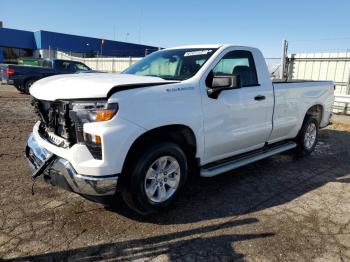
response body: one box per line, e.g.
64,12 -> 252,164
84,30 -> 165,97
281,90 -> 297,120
56,61 -> 73,71
73,62 -> 90,71
212,50 -> 258,86
42,60 -> 52,68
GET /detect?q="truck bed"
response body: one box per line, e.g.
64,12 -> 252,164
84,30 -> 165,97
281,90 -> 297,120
272,79 -> 331,84
268,80 -> 334,144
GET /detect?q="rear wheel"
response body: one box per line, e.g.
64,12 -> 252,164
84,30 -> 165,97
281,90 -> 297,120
23,79 -> 36,94
121,142 -> 188,215
295,116 -> 319,156
14,84 -> 25,93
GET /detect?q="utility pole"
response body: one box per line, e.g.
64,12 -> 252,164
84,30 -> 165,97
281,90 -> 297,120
100,39 -> 104,57
347,69 -> 350,95
280,39 -> 288,80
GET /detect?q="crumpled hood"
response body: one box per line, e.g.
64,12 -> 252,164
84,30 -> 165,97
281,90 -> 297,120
29,73 -> 173,101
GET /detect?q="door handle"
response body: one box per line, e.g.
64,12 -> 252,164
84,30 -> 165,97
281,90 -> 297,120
254,95 -> 266,101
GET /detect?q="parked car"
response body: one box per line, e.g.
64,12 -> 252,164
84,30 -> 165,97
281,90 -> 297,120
18,57 -> 44,67
25,45 -> 334,215
0,59 -> 93,94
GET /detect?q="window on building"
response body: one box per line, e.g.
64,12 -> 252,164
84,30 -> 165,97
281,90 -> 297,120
2,47 -> 33,64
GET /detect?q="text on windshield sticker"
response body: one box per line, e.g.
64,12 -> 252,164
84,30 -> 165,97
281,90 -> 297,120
184,50 -> 213,56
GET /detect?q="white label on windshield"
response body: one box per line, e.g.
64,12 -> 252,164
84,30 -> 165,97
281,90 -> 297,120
184,50 -> 213,56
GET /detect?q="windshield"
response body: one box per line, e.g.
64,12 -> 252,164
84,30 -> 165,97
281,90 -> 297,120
123,48 -> 218,81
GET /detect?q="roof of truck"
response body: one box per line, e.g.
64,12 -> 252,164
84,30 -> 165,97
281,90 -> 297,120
164,45 -> 260,53
166,44 -> 223,50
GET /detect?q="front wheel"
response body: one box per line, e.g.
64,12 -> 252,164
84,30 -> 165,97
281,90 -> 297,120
295,116 -> 319,156
121,142 -> 188,215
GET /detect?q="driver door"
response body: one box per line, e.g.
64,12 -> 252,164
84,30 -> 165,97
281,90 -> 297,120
201,49 -> 274,163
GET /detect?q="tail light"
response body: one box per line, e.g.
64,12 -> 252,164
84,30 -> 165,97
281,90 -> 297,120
6,68 -> 14,76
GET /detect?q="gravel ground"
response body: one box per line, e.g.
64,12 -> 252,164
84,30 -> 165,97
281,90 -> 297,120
0,84 -> 350,261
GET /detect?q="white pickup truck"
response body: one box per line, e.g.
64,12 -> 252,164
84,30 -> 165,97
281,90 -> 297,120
26,45 -> 334,214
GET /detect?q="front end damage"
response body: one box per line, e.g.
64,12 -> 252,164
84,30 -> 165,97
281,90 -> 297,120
25,99 -> 118,197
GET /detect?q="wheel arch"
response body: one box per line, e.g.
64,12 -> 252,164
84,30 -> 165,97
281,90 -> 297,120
304,104 -> 323,126
121,124 -> 198,178
22,77 -> 39,93
23,77 -> 39,85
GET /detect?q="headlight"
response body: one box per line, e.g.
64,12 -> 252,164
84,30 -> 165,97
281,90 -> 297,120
70,101 -> 118,123
69,101 -> 119,160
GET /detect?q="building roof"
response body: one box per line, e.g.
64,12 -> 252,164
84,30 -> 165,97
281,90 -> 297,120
0,27 -> 159,57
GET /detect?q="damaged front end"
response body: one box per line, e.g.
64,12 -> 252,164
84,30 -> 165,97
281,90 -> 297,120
25,98 -> 119,197
31,98 -> 118,159
32,99 -> 79,149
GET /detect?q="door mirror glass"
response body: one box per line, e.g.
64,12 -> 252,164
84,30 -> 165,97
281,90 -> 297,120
212,75 -> 239,89
207,75 -> 240,99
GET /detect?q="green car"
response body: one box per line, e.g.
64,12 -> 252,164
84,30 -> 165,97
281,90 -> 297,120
17,57 -> 43,67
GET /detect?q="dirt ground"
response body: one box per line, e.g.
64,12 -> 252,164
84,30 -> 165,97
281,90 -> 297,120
0,84 -> 350,261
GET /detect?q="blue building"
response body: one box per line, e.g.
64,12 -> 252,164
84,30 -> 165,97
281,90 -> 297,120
0,27 -> 159,63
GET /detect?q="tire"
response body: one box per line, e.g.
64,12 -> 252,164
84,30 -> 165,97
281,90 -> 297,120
23,79 -> 36,94
14,84 -> 25,93
121,142 -> 188,215
295,116 -> 319,156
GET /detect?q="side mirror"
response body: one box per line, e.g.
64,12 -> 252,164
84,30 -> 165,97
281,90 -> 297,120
207,75 -> 240,99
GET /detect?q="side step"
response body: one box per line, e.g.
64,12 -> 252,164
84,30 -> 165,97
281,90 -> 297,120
200,141 -> 297,177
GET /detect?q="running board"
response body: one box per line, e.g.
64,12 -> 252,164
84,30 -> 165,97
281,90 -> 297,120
200,141 -> 297,177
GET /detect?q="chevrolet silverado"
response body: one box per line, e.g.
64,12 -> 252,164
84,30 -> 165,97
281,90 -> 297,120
25,45 -> 334,215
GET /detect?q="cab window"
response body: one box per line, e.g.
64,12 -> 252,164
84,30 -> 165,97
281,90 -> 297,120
42,60 -> 53,68
212,50 -> 258,86
74,62 -> 91,71
56,61 -> 73,72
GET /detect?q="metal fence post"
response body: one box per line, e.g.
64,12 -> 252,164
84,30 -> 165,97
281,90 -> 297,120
280,39 -> 288,79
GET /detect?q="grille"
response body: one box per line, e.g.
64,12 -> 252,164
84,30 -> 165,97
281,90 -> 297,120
33,99 -> 77,145
32,99 -> 101,159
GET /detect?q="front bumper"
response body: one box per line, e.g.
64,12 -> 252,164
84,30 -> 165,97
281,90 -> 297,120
25,133 -> 118,196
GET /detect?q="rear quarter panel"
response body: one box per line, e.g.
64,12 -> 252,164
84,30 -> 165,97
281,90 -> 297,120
269,81 -> 334,143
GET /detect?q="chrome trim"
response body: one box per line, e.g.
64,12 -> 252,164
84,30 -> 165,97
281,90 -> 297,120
26,133 -> 117,196
27,133 -> 53,165
47,158 -> 117,196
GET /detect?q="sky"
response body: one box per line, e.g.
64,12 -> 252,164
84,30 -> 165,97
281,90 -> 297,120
1,0 -> 350,57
